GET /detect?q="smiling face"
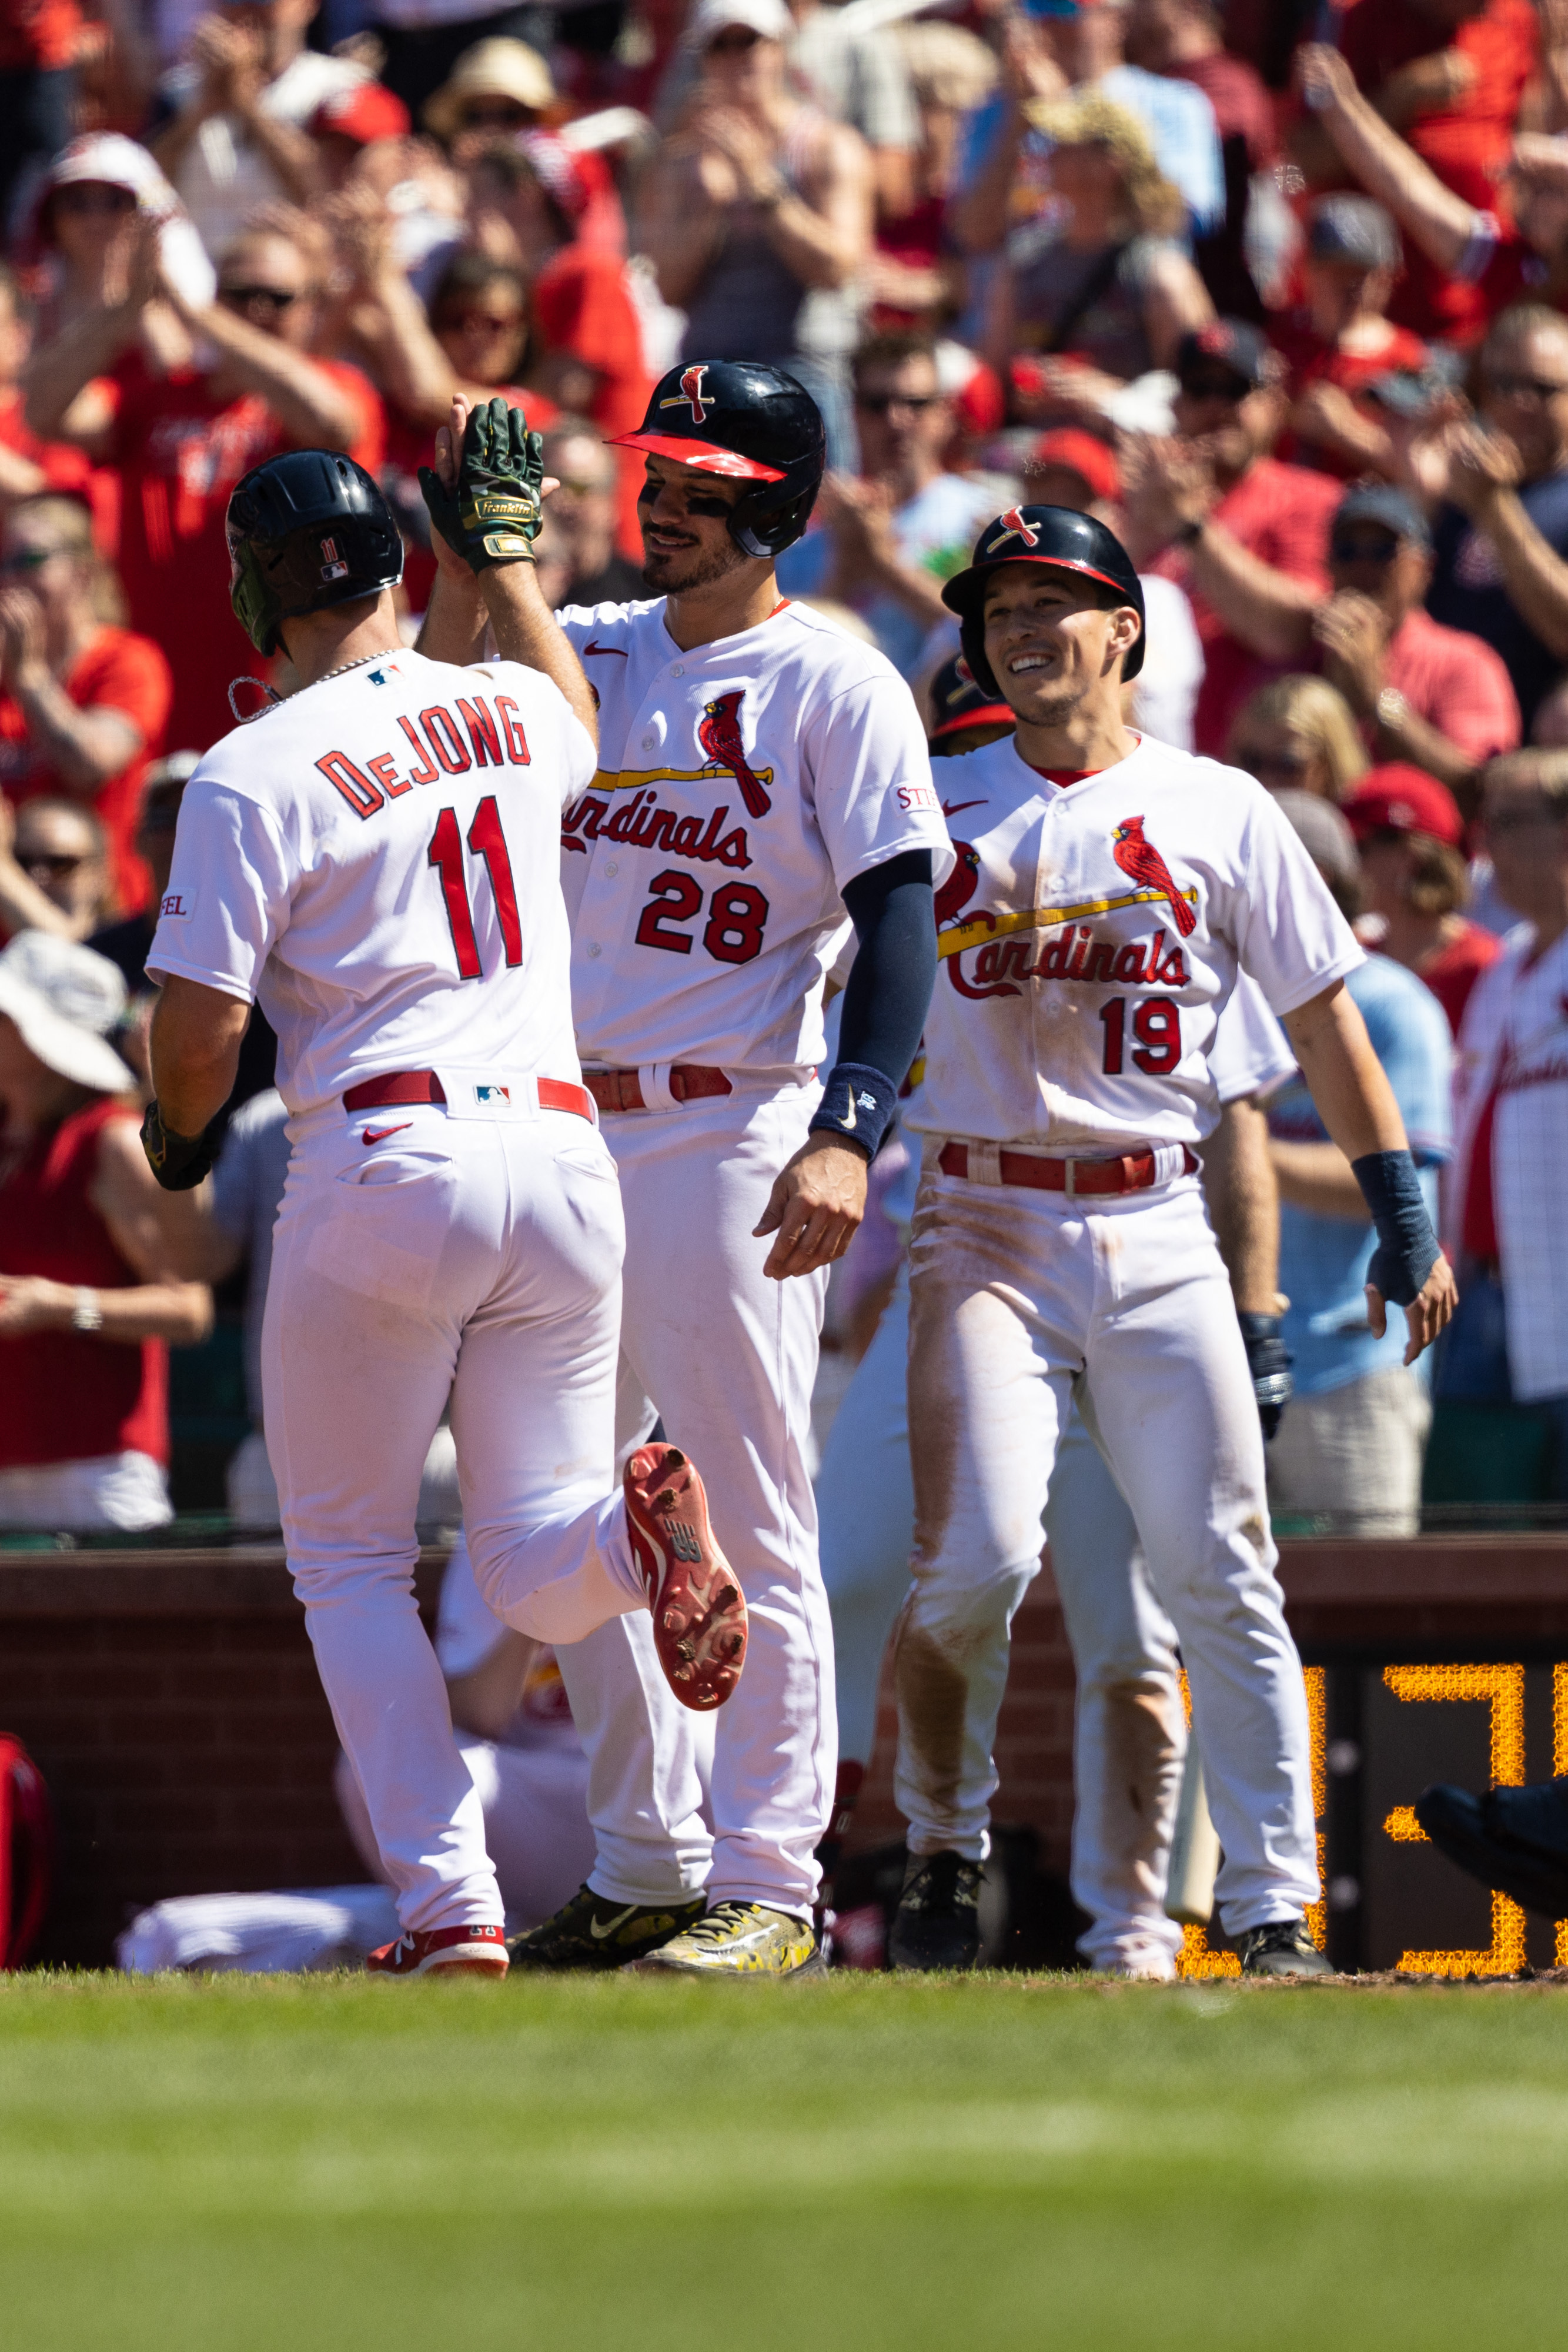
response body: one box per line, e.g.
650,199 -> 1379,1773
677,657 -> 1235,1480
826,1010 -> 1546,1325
980,562 -> 1140,730
635,452 -> 757,594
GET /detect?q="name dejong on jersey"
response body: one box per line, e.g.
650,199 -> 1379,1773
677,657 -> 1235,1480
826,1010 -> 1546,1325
556,596 -> 952,1078
907,731 -> 1365,1155
147,649 -> 598,1116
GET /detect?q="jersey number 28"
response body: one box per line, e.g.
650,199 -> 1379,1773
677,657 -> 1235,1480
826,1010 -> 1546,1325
429,797 -> 521,979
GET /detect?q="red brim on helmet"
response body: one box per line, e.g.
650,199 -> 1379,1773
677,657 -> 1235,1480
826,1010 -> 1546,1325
930,700 -> 1014,741
940,552 -> 1131,617
610,431 -> 787,482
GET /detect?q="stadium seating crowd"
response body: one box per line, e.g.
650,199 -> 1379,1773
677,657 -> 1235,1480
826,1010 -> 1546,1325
2,0 -> 1568,1531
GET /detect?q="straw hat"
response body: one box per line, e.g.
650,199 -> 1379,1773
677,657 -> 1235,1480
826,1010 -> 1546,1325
423,39 -> 555,142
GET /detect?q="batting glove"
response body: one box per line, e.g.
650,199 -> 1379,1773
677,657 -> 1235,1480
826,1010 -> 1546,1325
141,1101 -> 216,1192
419,396 -> 544,573
1238,1311 -> 1293,1442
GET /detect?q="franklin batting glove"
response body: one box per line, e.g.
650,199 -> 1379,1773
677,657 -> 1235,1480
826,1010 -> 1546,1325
1238,1311 -> 1293,1442
141,1101 -> 216,1192
420,395 -> 544,573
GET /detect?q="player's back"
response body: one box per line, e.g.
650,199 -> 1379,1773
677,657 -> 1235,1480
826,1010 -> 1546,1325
151,649 -> 597,1115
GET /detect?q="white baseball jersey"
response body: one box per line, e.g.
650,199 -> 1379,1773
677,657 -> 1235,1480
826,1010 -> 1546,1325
149,650 -> 596,1114
556,597 -> 953,1075
906,733 -> 1362,1152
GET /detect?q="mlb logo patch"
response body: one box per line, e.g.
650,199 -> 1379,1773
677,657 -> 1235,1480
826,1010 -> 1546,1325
474,1084 -> 511,1106
319,534 -> 349,582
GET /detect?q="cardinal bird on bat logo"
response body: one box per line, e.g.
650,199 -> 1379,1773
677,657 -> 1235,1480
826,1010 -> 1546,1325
1111,816 -> 1197,937
988,508 -> 1041,551
697,690 -> 771,818
660,365 -> 714,424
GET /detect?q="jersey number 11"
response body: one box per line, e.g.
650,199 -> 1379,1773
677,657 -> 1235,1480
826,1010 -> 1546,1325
429,798 -> 523,980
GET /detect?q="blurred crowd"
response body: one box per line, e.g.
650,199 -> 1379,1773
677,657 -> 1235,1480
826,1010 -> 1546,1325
2,0 -> 1568,1534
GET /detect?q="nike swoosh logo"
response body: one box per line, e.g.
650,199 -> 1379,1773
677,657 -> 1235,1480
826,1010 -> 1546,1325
362,1123 -> 413,1144
589,1903 -> 640,1939
842,1094 -> 856,1130
583,640 -> 627,657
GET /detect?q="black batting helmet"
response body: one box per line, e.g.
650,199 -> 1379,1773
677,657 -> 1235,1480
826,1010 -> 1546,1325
613,360 -> 825,559
940,505 -> 1146,696
928,653 -> 1015,756
227,449 -> 404,656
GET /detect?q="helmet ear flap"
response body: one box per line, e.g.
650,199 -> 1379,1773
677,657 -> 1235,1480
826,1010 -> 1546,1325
959,612 -> 1004,704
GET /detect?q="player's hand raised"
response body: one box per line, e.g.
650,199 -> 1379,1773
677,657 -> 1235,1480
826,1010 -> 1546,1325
754,1135 -> 869,1280
1366,1251 -> 1458,1366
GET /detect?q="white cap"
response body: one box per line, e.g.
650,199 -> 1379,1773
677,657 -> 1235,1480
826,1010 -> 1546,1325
39,134 -> 216,310
0,931 -> 136,1095
684,0 -> 793,49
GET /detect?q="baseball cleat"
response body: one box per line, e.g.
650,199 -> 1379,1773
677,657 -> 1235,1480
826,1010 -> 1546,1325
626,1899 -> 824,1978
366,1922 -> 509,1978
1237,1919 -> 1332,1978
507,1884 -> 705,1971
623,1444 -> 747,1710
888,1851 -> 982,1972
1416,1778 -> 1568,1919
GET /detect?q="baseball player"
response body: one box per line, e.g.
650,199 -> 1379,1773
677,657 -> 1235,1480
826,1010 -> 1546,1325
139,404 -> 749,1979
818,662 -> 1299,1979
888,503 -> 1455,1977
423,360 -> 953,1977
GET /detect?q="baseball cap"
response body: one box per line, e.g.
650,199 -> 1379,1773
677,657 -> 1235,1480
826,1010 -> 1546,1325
928,653 -> 1015,746
1308,194 -> 1402,272
1342,764 -> 1465,848
1028,427 -> 1122,505
309,81 -> 411,146
1175,319 -> 1271,393
1331,482 -> 1432,550
1271,790 -> 1360,888
0,932 -> 135,1095
684,0 -> 792,46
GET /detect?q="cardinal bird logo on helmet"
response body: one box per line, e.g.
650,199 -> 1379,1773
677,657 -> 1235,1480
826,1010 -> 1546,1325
1111,816 -> 1197,938
697,690 -> 771,817
660,365 -> 714,424
988,509 -> 1042,551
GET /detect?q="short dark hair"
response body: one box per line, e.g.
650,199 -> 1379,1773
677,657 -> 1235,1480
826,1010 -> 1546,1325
430,252 -> 527,320
852,332 -> 939,393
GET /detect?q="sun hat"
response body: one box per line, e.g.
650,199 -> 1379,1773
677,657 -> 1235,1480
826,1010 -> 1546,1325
423,39 -> 556,142
32,133 -> 215,308
0,931 -> 135,1095
683,0 -> 793,49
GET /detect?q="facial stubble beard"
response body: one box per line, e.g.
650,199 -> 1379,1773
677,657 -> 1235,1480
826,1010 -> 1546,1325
640,530 -> 750,596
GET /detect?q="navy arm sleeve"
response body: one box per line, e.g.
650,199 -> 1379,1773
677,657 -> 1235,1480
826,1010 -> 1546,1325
808,849 -> 936,1159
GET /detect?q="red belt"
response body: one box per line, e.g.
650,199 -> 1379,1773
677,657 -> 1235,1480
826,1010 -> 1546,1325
584,1065 -> 734,1114
937,1142 -> 1198,1195
342,1070 -> 595,1122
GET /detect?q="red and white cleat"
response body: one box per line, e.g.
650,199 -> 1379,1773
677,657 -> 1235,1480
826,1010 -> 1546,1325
366,1923 -> 510,1978
623,1444 -> 748,1712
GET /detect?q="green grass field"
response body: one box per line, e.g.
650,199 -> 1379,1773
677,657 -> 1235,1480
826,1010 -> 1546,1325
5,1973 -> 1568,2350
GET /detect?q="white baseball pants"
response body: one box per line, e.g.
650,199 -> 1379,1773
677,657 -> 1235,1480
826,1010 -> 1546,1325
553,1085 -> 837,1919
895,1160 -> 1318,1939
263,1097 -> 648,1937
817,1262 -> 1184,1972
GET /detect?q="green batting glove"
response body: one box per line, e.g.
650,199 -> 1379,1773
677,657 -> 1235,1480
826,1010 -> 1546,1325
419,397 -> 545,572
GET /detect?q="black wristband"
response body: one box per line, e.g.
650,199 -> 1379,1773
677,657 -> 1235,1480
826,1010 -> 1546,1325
1352,1148 -> 1440,1308
809,1060 -> 898,1161
141,1101 -> 216,1192
1238,1311 -> 1293,1442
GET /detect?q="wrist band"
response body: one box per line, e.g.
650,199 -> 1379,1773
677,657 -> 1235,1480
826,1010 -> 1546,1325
808,1060 -> 898,1162
1352,1148 -> 1439,1307
1237,1310 -> 1292,1439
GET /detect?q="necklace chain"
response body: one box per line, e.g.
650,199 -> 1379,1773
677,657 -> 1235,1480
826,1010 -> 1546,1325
315,649 -> 390,688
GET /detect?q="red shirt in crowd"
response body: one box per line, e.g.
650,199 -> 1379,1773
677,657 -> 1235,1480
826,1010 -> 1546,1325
1336,0 -> 1539,342
1272,313 -> 1430,473
0,0 -> 81,71
383,383 -> 560,617
0,388 -> 92,497
530,246 -> 651,554
1419,920 -> 1504,1037
0,1098 -> 168,1473
1148,455 -> 1342,757
1379,605 -> 1521,764
0,625 -> 171,914
99,351 -> 385,754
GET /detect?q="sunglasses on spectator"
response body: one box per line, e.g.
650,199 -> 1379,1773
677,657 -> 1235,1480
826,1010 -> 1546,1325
1235,747 -> 1310,781
0,547 -> 56,573
708,26 -> 763,51
219,284 -> 302,313
552,475 -> 611,496
857,392 -> 940,413
19,850 -> 90,877
460,98 -> 535,125
54,184 -> 135,216
1330,532 -> 1402,565
1178,372 -> 1250,403
1486,372 -> 1568,403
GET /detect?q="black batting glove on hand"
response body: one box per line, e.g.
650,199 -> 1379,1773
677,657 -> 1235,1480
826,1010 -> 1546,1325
1238,1311 -> 1293,1442
141,1101 -> 216,1192
420,395 -> 543,573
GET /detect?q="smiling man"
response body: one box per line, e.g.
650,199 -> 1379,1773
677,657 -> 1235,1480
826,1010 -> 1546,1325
887,501 -> 1456,1977
427,358 -> 951,1977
